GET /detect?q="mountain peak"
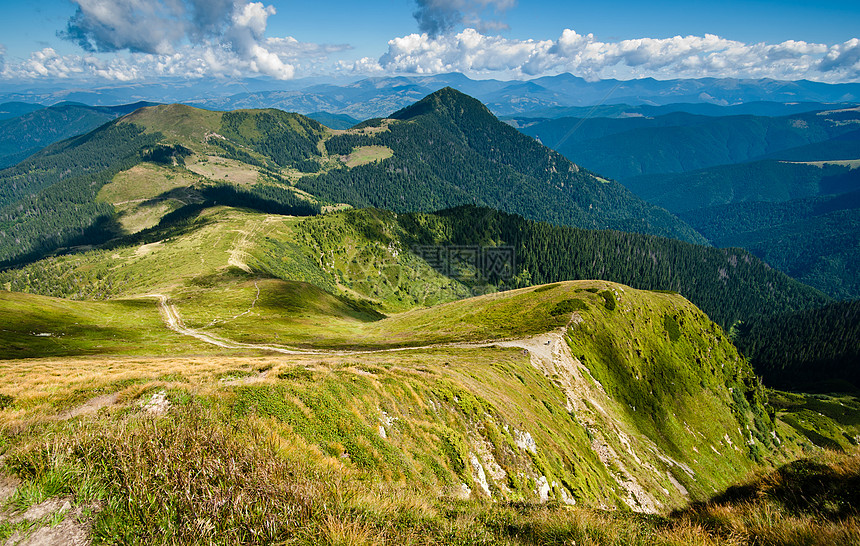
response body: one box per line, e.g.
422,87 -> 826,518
389,87 -> 494,121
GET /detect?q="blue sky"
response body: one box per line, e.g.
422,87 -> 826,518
0,0 -> 858,83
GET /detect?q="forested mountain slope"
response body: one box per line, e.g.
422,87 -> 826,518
296,87 -> 705,244
680,191 -> 860,300
626,160 -> 860,213
733,300 -> 860,392
0,90 -> 707,268
0,101 -> 154,168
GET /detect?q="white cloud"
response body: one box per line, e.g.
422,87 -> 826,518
49,0 -> 340,80
374,29 -> 860,82
4,15 -> 859,84
225,2 -> 295,79
0,38 -> 347,82
820,38 -> 860,77
379,29 -> 548,74
61,0 -> 186,55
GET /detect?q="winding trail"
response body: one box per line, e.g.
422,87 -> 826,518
147,293 -> 552,356
149,294 -> 317,354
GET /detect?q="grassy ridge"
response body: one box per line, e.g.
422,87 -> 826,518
1,205 -> 830,330
0,278 -> 790,506
0,291 -> 215,359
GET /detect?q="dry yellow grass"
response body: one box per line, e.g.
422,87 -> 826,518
341,146 -> 394,168
186,155 -> 262,185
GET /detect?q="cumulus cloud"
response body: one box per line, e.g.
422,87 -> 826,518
1,39 -> 350,82
820,38 -> 860,74
374,29 -> 860,82
51,0 -> 342,80
224,2 -> 292,79
60,0 -> 187,55
413,0 -> 516,37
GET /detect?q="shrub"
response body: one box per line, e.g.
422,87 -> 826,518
664,315 -> 681,342
599,290 -> 616,311
551,299 -> 588,315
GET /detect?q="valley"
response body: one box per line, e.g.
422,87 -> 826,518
0,88 -> 858,545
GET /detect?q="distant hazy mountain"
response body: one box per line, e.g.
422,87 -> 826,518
504,101 -> 860,120
3,73 -> 859,119
0,101 -> 44,120
514,107 -> 860,180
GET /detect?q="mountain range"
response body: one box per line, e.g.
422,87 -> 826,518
0,88 -> 707,270
3,72 -> 859,118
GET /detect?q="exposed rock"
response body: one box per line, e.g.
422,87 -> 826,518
535,475 -> 551,502
514,429 -> 537,454
141,390 -> 170,415
470,453 -> 491,497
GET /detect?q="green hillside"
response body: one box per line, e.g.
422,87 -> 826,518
297,88 -> 706,244
0,200 -> 856,542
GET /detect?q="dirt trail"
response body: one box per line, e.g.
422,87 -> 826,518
146,294 -> 557,357
149,294 -> 316,354
57,393 -> 118,421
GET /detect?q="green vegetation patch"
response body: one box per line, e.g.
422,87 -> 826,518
551,298 -> 588,315
599,290 -> 616,311
533,283 -> 560,293
232,383 -> 395,471
663,314 -> 681,342
770,391 -> 860,451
